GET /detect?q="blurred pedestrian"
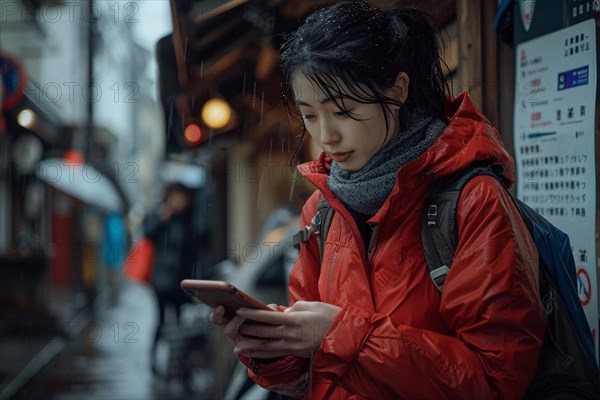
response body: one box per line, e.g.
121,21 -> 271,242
102,212 -> 127,307
210,1 -> 547,399
144,183 -> 198,375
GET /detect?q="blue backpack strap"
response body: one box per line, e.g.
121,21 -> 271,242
422,162 -> 600,394
513,197 -> 598,367
421,163 -> 502,292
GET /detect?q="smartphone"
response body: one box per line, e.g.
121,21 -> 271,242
180,279 -> 273,319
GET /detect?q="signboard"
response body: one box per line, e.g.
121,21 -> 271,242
0,53 -> 26,110
513,2 -> 598,362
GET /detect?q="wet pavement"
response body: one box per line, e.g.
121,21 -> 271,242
4,280 -> 221,400
48,281 -> 157,400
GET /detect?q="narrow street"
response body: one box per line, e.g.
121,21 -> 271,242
12,280 -> 215,400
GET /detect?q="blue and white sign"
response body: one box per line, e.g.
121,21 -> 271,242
514,18 -> 598,363
558,65 -> 589,90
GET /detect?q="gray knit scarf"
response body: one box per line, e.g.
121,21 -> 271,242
328,111 -> 446,215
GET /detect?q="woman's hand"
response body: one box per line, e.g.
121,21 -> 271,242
232,301 -> 342,359
210,305 -> 248,344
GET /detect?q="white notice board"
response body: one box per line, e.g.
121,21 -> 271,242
514,18 -> 598,361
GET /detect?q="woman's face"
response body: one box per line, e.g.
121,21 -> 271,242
293,72 -> 406,171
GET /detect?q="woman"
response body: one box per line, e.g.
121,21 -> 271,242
212,1 -> 545,398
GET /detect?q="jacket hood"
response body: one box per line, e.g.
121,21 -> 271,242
298,92 -> 515,193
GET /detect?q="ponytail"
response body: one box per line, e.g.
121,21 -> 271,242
386,8 -> 451,121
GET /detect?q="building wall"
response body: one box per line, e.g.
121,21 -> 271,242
0,0 -> 165,278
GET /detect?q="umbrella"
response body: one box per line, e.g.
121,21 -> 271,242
160,161 -> 205,189
36,158 -> 125,213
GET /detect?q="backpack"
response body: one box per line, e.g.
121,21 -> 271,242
293,163 -> 600,399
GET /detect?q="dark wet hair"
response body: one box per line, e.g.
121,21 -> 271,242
281,0 -> 450,157
165,183 -> 195,198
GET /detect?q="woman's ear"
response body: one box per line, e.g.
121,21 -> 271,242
386,72 -> 410,103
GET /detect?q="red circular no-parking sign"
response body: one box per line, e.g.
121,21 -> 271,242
577,267 -> 592,307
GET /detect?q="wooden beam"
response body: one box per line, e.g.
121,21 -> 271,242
169,0 -> 189,87
482,0 -> 499,128
457,0 -> 482,108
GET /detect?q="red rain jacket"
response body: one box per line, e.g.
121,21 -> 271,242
241,93 -> 546,399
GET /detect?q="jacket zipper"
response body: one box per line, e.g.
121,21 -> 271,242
366,223 -> 380,274
250,359 -> 260,375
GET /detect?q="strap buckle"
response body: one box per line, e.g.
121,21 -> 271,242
430,265 -> 449,292
427,204 -> 438,227
292,210 -> 323,245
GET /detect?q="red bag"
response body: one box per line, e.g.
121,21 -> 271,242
123,237 -> 155,283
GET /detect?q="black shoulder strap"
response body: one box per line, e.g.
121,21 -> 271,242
292,196 -> 335,262
422,163 -> 503,292
316,198 -> 335,260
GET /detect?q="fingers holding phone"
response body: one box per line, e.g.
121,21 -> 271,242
182,280 -> 282,349
209,305 -> 255,347
233,301 -> 342,358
